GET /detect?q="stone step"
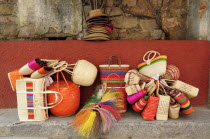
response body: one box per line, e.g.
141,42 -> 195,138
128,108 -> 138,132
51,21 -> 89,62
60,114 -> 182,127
0,107 -> 210,139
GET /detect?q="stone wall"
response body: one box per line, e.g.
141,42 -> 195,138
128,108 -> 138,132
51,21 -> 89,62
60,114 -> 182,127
0,0 -> 188,40
0,0 -> 18,40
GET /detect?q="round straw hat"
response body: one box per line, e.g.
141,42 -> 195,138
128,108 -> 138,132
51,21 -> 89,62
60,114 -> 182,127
84,33 -> 111,41
71,60 -> 98,86
87,9 -> 107,21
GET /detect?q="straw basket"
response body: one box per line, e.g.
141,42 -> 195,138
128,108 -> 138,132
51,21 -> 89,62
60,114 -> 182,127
171,80 -> 199,99
125,84 -> 141,96
70,60 -> 98,86
8,69 -> 24,91
16,78 -> 62,121
156,95 -> 170,121
169,103 -> 180,119
99,55 -> 130,88
138,50 -> 167,78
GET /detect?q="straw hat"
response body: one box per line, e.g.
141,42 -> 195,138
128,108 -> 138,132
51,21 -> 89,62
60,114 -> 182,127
71,60 -> 97,86
87,9 -> 107,21
84,33 -> 111,41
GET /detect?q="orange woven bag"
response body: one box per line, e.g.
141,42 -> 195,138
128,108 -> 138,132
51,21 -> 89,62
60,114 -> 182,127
47,72 -> 80,116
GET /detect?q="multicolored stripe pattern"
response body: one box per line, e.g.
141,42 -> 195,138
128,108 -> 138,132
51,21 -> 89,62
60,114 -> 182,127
170,90 -> 194,115
141,96 -> 159,121
26,81 -> 34,120
163,65 -> 180,80
137,55 -> 167,71
99,66 -> 129,88
132,97 -> 148,113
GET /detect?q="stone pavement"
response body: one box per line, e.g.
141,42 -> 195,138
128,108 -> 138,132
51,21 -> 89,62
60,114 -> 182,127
0,107 -> 210,139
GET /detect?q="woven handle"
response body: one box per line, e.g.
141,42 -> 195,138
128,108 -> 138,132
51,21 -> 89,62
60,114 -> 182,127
106,73 -> 123,88
56,71 -> 70,89
143,50 -> 160,65
45,90 -> 63,109
108,55 -> 121,67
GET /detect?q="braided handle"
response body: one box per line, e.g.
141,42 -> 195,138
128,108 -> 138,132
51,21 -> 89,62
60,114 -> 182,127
143,50 -> 160,65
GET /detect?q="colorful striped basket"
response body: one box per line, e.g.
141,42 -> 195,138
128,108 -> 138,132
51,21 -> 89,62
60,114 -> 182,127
138,50 -> 167,78
99,56 -> 129,88
16,78 -> 62,121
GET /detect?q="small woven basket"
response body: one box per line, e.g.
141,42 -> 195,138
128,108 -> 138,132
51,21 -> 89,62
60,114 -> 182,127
138,50 -> 167,78
156,95 -> 170,121
171,80 -> 199,99
169,103 -> 180,119
71,60 -> 98,86
16,78 -> 62,121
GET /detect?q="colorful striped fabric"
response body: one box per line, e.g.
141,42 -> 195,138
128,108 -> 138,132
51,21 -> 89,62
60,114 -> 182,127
137,55 -> 167,70
170,90 -> 194,115
162,65 -> 180,80
26,81 -> 34,120
141,96 -> 159,121
99,66 -> 129,88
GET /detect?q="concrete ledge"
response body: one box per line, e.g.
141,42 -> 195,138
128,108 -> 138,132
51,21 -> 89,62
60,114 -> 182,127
0,107 -> 210,139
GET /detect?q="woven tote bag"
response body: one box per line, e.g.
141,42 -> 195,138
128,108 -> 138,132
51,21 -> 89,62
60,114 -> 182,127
16,78 -> 62,121
141,95 -> 159,121
156,95 -> 170,121
138,50 -> 167,78
171,80 -> 199,99
99,55 -> 130,88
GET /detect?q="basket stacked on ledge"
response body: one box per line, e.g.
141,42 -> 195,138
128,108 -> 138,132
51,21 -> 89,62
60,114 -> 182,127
124,50 -> 199,121
8,59 -> 98,121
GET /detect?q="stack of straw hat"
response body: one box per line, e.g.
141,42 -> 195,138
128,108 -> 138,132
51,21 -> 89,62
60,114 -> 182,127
83,0 -> 113,41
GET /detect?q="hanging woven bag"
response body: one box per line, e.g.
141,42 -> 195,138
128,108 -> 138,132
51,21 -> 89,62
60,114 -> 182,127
137,50 -> 167,78
155,81 -> 170,121
171,80 -> 199,99
99,55 -> 130,88
47,71 -> 80,116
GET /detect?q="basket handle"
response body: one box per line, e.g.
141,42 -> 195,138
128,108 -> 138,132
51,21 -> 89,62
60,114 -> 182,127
108,55 -> 121,67
44,90 -> 63,109
56,71 -> 70,89
17,90 -> 63,109
143,50 -> 160,65
106,73 -> 123,88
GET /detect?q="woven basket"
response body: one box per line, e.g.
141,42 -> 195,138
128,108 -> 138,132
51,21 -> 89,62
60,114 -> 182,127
16,78 -> 62,121
169,103 -> 180,119
170,90 -> 194,115
171,80 -> 199,99
125,84 -> 141,96
145,79 -> 156,95
8,69 -> 24,91
141,96 -> 159,121
99,55 -> 130,88
71,60 -> 98,86
138,50 -> 167,78
124,70 -> 141,85
132,97 -> 148,113
156,95 -> 170,121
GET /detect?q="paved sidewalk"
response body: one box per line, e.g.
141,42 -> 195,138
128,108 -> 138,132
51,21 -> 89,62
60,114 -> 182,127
0,108 -> 210,139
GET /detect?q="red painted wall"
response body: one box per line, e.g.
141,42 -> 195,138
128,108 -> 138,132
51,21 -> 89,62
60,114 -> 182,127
0,40 -> 209,108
